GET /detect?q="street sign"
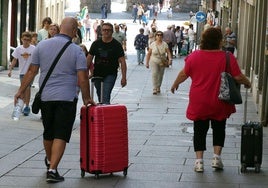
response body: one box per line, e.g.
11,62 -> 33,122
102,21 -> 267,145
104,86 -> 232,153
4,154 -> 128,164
195,11 -> 206,23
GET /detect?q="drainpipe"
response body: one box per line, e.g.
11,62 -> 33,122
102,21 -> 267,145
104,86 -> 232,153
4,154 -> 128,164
263,55 -> 268,127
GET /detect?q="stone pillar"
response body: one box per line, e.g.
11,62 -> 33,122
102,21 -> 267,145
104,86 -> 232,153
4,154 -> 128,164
0,0 -> 10,69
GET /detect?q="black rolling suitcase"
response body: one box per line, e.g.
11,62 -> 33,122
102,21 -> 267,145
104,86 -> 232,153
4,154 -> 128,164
240,89 -> 263,173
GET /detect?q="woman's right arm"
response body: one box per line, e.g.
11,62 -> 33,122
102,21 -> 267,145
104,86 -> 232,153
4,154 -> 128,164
229,54 -> 251,88
234,74 -> 251,88
86,53 -> 94,79
146,48 -> 152,69
171,68 -> 188,93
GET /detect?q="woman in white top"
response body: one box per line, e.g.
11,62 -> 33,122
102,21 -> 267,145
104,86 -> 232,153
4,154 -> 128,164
146,31 -> 172,95
37,17 -> 52,42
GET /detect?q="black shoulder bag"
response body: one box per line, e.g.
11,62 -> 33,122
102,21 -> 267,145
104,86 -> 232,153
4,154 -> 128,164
218,51 -> 242,104
32,41 -> 72,114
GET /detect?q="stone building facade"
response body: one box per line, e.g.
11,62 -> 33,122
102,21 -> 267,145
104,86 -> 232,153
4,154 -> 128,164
80,0 -> 199,13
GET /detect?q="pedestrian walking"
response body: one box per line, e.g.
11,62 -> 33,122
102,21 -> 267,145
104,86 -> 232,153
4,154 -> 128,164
30,32 -> 38,46
146,30 -> 172,95
142,22 -> 150,40
163,25 -> 177,60
153,3 -> 159,18
148,3 -> 154,18
148,26 -> 157,45
113,24 -> 127,52
119,23 -> 127,36
72,21 -> 83,45
93,19 -> 99,40
159,0 -> 163,13
170,27 -> 251,173
101,3 -> 108,19
189,11 -> 195,19
223,27 -> 236,54
188,24 -> 196,53
83,14 -> 92,41
13,17 -> 95,183
175,26 -> 183,57
87,22 -> 127,104
37,17 -> 52,42
96,20 -> 104,40
167,7 -> 173,19
150,18 -> 158,30
134,28 -> 148,65
8,31 -> 35,116
132,3 -> 138,23
137,4 -> 144,24
48,23 -> 60,38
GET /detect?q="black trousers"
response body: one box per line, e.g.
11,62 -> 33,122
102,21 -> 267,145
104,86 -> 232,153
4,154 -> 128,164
167,42 -> 173,56
193,119 -> 226,152
224,47 -> 235,54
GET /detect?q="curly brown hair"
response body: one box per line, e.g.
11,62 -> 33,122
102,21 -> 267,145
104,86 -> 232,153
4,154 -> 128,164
41,17 -> 52,28
200,27 -> 223,50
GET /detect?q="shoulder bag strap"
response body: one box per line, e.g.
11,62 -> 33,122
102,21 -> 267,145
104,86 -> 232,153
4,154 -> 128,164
156,45 -> 164,59
38,40 -> 72,94
225,51 -> 231,73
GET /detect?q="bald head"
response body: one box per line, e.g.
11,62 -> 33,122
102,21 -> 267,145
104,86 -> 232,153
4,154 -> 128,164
225,27 -> 232,34
60,17 -> 78,38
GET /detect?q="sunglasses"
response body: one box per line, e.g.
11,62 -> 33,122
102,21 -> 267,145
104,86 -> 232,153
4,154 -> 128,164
102,29 -> 112,32
22,38 -> 31,41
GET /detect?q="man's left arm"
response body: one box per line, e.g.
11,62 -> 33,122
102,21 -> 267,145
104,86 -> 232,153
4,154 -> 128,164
78,70 -> 95,106
118,56 -> 127,87
14,64 -> 39,105
123,34 -> 127,51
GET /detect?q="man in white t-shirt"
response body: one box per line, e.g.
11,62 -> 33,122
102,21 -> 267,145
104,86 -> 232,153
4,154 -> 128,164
188,24 -> 196,53
8,31 -> 35,116
83,14 -> 92,41
142,22 -> 150,40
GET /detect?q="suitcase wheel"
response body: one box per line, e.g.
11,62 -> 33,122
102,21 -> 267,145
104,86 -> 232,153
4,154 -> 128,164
94,173 -> 100,179
240,164 -> 247,173
255,164 -> 261,173
123,168 -> 128,176
81,169 -> 85,178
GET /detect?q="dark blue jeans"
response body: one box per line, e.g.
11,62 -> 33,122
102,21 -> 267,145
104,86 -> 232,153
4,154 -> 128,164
136,49 -> 146,63
94,74 -> 117,104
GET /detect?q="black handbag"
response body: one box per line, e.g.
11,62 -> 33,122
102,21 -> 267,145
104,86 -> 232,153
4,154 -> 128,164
218,52 -> 242,104
32,92 -> 41,114
32,41 -> 72,114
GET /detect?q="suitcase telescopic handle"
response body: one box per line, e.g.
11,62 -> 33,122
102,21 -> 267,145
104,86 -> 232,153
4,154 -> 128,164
91,77 -> 104,83
91,77 -> 104,104
243,89 -> 248,124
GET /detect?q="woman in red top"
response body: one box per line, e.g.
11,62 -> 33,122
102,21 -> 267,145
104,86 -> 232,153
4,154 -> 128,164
171,28 -> 251,173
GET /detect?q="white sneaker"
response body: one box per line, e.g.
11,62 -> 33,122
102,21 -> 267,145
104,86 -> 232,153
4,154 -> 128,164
212,157 -> 224,169
194,161 -> 204,172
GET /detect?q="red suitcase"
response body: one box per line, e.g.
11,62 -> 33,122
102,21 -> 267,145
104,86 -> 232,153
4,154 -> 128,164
80,78 -> 128,178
